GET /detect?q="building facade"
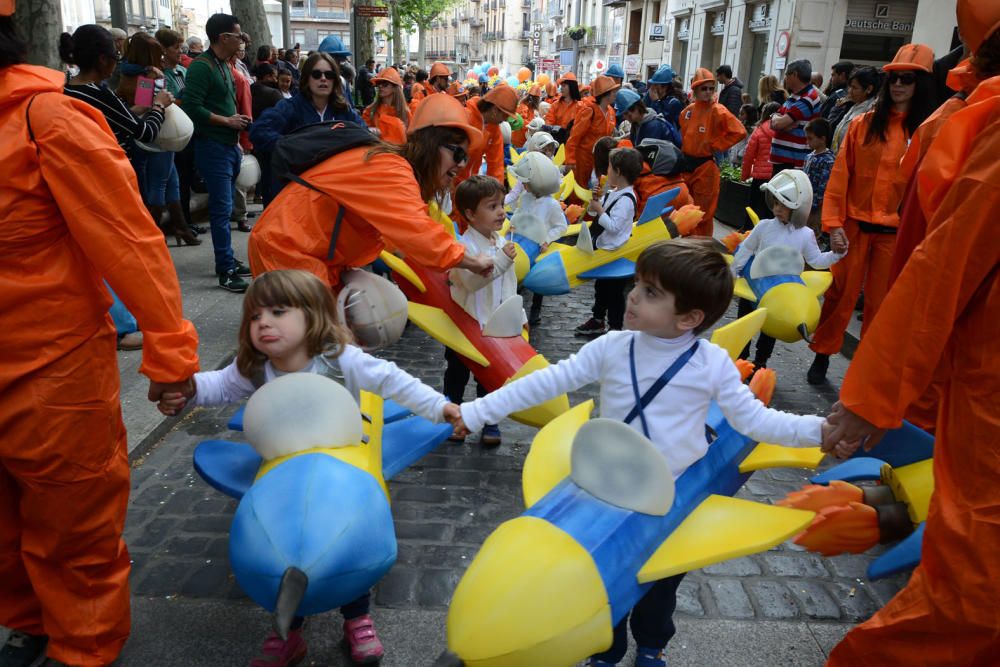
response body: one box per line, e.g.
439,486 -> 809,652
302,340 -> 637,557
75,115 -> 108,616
289,0 -> 351,52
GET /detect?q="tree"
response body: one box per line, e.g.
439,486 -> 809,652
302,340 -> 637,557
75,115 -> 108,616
230,0 -> 273,50
13,0 -> 61,69
396,0 -> 458,68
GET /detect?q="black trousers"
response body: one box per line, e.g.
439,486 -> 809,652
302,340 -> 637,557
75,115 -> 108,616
290,591 -> 371,630
443,348 -> 487,404
592,574 -> 686,662
593,277 -> 630,330
737,297 -> 776,365
174,143 -> 196,227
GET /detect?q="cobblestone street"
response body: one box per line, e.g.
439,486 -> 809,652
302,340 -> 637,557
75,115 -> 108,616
121,279 -> 906,665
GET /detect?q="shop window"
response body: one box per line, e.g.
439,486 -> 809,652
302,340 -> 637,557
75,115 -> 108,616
840,33 -> 906,65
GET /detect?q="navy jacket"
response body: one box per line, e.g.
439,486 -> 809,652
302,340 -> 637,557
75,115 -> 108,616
644,93 -> 684,127
249,92 -> 363,152
630,109 -> 682,149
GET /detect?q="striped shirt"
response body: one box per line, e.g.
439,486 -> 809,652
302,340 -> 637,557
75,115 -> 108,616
64,81 -> 164,150
770,84 -> 821,167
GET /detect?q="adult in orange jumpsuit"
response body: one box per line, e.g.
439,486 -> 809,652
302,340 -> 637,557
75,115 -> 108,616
0,9 -> 199,666
455,84 -> 515,187
678,68 -> 746,236
409,61 -> 450,115
823,5 -> 1000,662
544,72 -> 581,136
564,75 -> 619,188
249,94 -> 492,291
511,84 -> 541,148
635,167 -> 692,220
362,66 -> 408,145
806,45 -> 938,384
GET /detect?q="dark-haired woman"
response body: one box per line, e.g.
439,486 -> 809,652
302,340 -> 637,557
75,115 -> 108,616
249,93 -> 492,292
829,65 -> 879,152
807,44 -> 938,384
456,84 -> 517,188
0,8 -> 198,665
511,84 -> 541,148
544,72 -> 581,143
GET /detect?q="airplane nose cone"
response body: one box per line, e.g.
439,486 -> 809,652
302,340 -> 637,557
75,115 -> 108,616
523,253 -> 570,295
230,453 -> 396,615
759,283 -> 820,343
448,517 -> 611,666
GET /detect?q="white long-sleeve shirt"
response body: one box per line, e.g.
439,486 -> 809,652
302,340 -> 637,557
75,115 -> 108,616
593,185 -> 636,251
460,330 -> 823,479
449,226 -> 526,329
512,192 -> 568,244
193,345 -> 449,423
731,217 -> 844,277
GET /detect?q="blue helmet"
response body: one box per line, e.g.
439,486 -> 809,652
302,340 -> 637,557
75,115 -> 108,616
605,63 -> 625,80
614,89 -> 641,119
649,64 -> 676,84
318,35 -> 351,58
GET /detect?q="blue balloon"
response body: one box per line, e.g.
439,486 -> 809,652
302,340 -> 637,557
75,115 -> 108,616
506,75 -> 518,86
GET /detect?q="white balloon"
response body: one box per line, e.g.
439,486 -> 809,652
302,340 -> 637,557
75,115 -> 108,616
155,105 -> 193,152
236,154 -> 261,190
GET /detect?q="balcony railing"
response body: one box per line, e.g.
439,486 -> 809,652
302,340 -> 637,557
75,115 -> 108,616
518,29 -> 531,40
583,26 -> 606,46
521,0 -> 531,7
470,17 -> 483,27
546,3 -> 563,20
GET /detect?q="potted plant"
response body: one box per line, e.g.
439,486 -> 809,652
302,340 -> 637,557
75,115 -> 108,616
716,162 -> 751,228
565,25 -> 590,41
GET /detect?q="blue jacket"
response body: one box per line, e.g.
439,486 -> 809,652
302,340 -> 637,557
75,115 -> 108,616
630,109 -> 682,149
250,92 -> 363,152
643,93 -> 684,128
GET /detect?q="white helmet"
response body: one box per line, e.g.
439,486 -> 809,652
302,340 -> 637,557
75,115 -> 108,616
524,131 -> 558,155
500,120 -> 512,144
761,169 -> 813,228
236,154 -> 261,190
511,151 -> 561,197
154,105 -> 193,152
525,116 -> 546,136
336,269 -> 409,351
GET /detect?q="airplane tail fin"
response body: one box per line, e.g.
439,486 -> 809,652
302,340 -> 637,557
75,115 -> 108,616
273,567 -> 308,640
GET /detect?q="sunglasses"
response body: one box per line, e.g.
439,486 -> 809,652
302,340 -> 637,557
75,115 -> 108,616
310,70 -> 337,80
698,85 -> 716,93
442,143 -> 468,165
888,72 -> 916,85
221,32 -> 242,41
376,81 -> 395,88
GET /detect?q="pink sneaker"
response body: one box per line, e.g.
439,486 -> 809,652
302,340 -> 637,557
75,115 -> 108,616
342,614 -> 384,664
250,629 -> 307,666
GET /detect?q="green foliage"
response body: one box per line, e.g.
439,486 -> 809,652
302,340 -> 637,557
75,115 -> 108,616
397,0 -> 460,29
720,162 -> 747,183
565,25 -> 590,40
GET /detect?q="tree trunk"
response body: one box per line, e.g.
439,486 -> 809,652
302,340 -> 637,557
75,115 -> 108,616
110,0 -> 127,31
417,25 -> 426,68
357,17 -> 374,67
230,0 -> 273,50
14,0 -> 62,70
391,5 -> 405,66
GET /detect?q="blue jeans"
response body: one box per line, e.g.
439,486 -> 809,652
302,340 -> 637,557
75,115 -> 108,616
193,138 -> 240,275
144,150 -> 180,206
107,282 -> 138,336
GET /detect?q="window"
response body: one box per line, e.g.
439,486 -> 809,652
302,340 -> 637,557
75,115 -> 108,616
316,0 -> 345,11
292,0 -> 305,8
291,29 -> 306,47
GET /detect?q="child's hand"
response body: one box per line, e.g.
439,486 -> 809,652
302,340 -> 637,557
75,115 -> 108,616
157,392 -> 188,416
539,242 -> 550,253
502,242 -> 517,259
588,198 -> 604,216
821,420 -> 861,459
830,228 -> 848,254
443,403 -> 469,437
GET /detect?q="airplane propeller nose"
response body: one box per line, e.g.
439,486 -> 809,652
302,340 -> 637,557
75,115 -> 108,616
796,323 -> 812,343
274,567 -> 308,640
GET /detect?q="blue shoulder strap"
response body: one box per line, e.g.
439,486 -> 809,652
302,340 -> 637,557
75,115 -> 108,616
626,336 -> 700,438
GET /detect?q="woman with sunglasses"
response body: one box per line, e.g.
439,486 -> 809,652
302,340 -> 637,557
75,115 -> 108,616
829,66 -> 879,153
249,52 -> 362,155
361,66 -> 409,144
806,44 -> 938,385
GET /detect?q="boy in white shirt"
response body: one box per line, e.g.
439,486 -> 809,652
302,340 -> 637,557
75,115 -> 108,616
576,147 -> 642,336
457,237 -> 830,667
731,168 -> 847,367
445,175 -> 525,446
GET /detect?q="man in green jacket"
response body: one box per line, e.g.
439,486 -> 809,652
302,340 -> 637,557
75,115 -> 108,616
183,13 -> 253,292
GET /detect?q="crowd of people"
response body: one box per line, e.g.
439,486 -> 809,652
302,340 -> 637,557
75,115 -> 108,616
1,1 -> 998,666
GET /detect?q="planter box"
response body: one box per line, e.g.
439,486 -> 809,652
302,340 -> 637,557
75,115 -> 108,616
716,178 -> 750,228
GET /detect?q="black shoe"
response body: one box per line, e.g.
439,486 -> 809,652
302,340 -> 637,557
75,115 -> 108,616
574,317 -> 607,336
0,630 -> 48,667
233,259 -> 253,277
807,353 -> 830,385
218,269 -> 249,293
190,224 -> 207,235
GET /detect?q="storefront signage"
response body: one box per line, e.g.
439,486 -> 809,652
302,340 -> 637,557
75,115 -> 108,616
748,2 -> 771,31
649,23 -> 665,41
710,12 -> 725,36
677,17 -> 690,40
844,17 -> 913,34
624,54 -> 641,75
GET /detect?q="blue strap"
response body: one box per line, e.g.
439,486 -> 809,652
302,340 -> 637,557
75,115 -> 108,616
626,336 -> 700,438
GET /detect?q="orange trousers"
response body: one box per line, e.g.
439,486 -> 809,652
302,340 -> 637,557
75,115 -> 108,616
0,331 -> 132,666
811,221 -> 897,355
683,160 -> 720,237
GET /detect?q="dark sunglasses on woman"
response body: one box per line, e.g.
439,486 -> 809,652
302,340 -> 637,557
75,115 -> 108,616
442,143 -> 468,165
888,72 -> 916,85
310,70 -> 337,80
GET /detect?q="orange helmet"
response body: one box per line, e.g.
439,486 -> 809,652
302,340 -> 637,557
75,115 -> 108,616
483,85 -> 518,116
0,0 -> 13,16
690,67 -> 716,89
590,75 -> 620,99
883,43 -> 935,73
527,84 -> 542,97
958,0 -> 1000,54
408,93 -> 483,147
557,72 -> 577,85
372,67 -> 403,87
447,81 -> 468,101
429,62 -> 452,79
546,81 -> 557,97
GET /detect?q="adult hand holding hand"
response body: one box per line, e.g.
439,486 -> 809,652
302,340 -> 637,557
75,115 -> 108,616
459,252 -> 494,277
821,401 -> 887,454
148,377 -> 195,404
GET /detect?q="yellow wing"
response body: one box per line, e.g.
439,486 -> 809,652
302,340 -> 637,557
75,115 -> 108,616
801,270 -> 833,297
738,442 -> 826,473
636,496 -> 814,582
745,206 -> 761,227
732,277 -> 757,302
709,308 -> 767,361
405,302 -> 489,367
553,143 -> 566,166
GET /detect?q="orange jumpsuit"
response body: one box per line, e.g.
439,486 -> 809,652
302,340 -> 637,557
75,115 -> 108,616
544,95 -> 579,129
565,98 -> 615,188
0,65 -> 198,666
456,102 -> 504,186
829,73 -> 1000,667
362,104 -> 407,144
634,168 -> 693,221
511,103 -> 535,147
810,110 -> 909,356
248,145 -> 466,290
678,101 -> 746,236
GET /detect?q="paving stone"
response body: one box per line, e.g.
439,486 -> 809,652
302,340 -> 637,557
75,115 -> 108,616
161,536 -> 211,557
393,521 -> 452,541
374,566 -> 420,606
416,545 -> 480,568
705,579 -> 755,619
746,581 -> 800,619
160,488 -> 208,515
828,581 -> 879,622
700,557 -> 761,577
674,579 -> 705,617
423,469 -> 482,487
391,486 -> 450,504
453,523 -> 501,545
866,574 -> 909,606
762,552 -> 829,578
135,559 -> 195,596
788,581 -> 842,620
132,484 -> 177,507
826,554 -> 875,580
182,515 -> 233,533
129,518 -> 178,549
416,569 -> 463,608
180,560 -> 232,597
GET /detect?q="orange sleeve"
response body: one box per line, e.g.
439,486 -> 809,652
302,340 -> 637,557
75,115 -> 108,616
565,104 -> 593,164
378,113 -> 407,144
710,104 -> 747,153
34,95 -> 199,382
820,119 -> 859,231
545,99 -> 559,125
362,106 -> 373,127
485,124 -> 505,182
